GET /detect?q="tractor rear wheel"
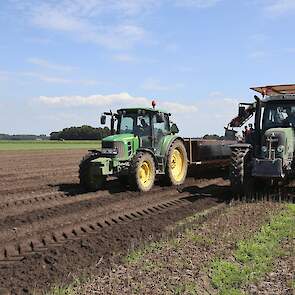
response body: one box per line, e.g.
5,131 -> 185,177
79,153 -> 106,191
130,152 -> 156,192
229,147 -> 252,194
165,140 -> 188,186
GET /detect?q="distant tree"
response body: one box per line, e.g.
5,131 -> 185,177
50,125 -> 111,140
50,132 -> 60,140
0,134 -> 50,140
0,134 -> 10,140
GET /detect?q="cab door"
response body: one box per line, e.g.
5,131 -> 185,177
137,114 -> 152,148
152,113 -> 170,154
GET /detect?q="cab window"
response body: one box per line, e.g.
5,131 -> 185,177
153,114 -> 170,135
119,115 -> 134,134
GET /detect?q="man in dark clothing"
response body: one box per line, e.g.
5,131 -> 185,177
247,123 -> 254,145
242,126 -> 248,140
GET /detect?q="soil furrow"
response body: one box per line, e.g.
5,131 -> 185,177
0,195 -> 221,295
0,149 -> 230,295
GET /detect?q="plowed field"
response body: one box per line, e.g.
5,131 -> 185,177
0,150 -> 229,295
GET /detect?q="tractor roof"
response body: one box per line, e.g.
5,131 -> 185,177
117,107 -> 169,114
251,84 -> 295,96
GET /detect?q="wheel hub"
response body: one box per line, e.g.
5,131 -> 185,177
139,161 -> 152,187
171,148 -> 184,182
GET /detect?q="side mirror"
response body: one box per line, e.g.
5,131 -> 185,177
238,106 -> 246,117
156,112 -> 165,123
171,123 -> 179,134
100,115 -> 106,125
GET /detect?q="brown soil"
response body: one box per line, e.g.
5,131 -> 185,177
0,150 -> 230,295
77,202 -> 283,295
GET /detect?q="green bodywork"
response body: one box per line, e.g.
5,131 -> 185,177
160,134 -> 179,157
90,108 -> 180,177
102,133 -> 140,160
262,128 -> 295,163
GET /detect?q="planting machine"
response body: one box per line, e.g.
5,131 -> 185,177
229,84 -> 295,194
79,102 -> 234,192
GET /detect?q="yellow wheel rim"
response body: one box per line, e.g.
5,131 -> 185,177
139,161 -> 153,188
170,148 -> 185,182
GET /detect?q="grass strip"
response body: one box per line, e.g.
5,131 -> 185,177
0,140 -> 101,151
211,204 -> 295,295
43,285 -> 75,295
36,276 -> 88,295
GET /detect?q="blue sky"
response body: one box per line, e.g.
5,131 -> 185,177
1,0 -> 295,136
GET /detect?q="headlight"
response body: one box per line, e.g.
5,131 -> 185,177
101,148 -> 118,155
261,146 -> 267,153
277,145 -> 285,153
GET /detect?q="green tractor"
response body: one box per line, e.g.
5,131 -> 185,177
79,103 -> 188,192
228,84 -> 295,193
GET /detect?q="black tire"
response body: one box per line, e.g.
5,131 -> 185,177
229,147 -> 252,194
165,140 -> 188,186
79,153 -> 106,191
129,152 -> 156,192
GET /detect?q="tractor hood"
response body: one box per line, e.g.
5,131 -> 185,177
102,133 -> 140,160
103,133 -> 135,143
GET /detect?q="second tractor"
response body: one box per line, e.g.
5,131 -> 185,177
229,84 -> 295,193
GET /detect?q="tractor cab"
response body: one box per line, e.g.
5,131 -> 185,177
116,108 -> 171,149
100,107 -> 179,155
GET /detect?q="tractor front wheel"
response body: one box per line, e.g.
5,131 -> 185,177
166,140 -> 188,186
79,153 -> 106,191
130,152 -> 156,192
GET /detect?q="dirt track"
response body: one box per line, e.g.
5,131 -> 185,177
0,150 -> 230,294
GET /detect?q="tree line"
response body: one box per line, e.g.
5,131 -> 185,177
0,134 -> 49,140
50,125 -> 111,140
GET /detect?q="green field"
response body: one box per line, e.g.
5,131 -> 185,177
0,140 -> 101,151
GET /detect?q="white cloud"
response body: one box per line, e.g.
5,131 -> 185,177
9,90 -> 240,136
37,92 -> 197,115
162,101 -> 198,113
27,58 -> 77,71
174,0 -> 221,8
112,53 -> 157,64
31,6 -> 84,31
11,0 -> 221,50
265,0 -> 295,16
19,1 -> 147,50
191,95 -> 240,135
39,93 -> 150,107
111,0 -> 160,15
